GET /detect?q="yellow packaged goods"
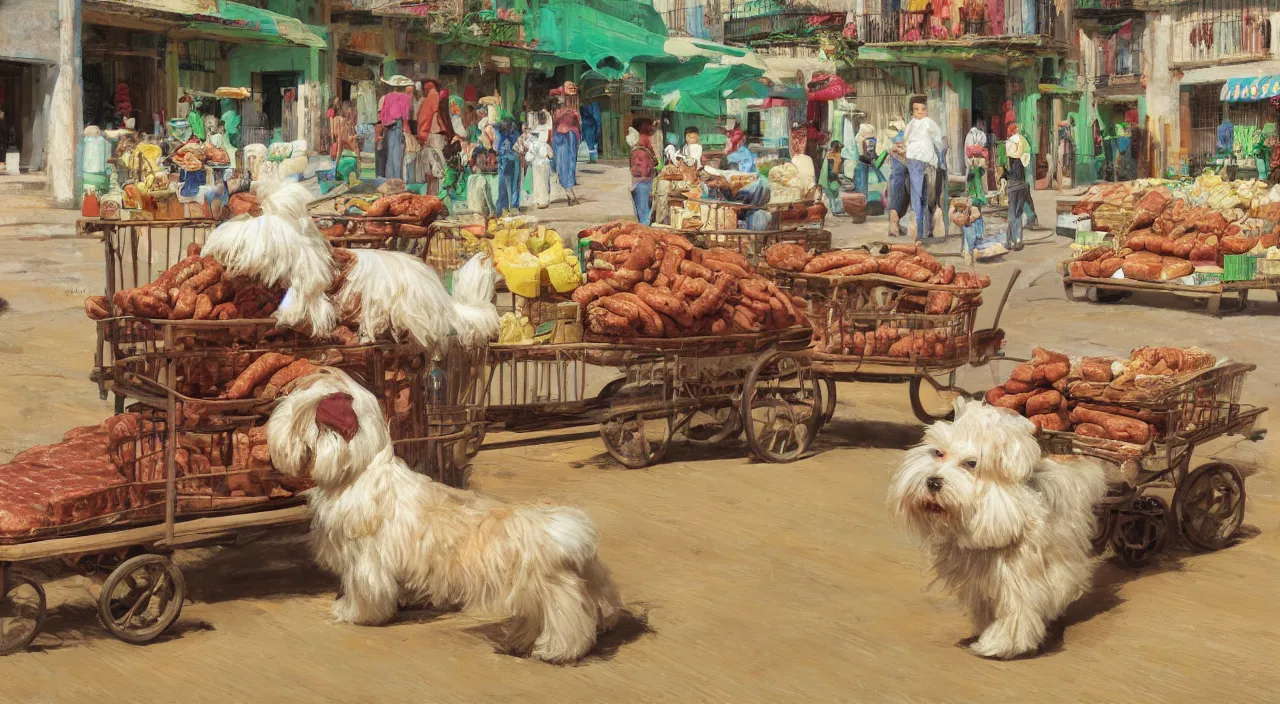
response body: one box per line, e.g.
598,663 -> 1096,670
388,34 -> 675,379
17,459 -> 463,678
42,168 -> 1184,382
498,312 -> 535,344
496,249 -> 542,298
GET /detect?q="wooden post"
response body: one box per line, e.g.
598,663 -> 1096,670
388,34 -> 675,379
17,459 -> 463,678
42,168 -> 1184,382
164,323 -> 177,545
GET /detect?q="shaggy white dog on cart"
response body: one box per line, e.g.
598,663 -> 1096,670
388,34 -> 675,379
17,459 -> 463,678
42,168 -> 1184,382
888,399 -> 1107,659
267,368 -> 622,663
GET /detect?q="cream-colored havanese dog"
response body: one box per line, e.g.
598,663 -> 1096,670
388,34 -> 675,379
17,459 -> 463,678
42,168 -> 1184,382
267,368 -> 622,663
888,399 -> 1107,659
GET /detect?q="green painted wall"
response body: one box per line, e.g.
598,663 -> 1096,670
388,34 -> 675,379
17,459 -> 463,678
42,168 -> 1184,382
229,45 -> 319,87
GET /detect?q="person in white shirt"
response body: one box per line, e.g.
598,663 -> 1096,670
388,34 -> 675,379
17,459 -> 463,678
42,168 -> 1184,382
902,95 -> 944,241
664,126 -> 704,170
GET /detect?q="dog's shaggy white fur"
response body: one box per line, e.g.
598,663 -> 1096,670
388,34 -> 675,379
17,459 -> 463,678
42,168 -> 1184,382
267,369 -> 622,663
203,180 -> 337,334
888,399 -> 1108,659
334,249 -> 457,349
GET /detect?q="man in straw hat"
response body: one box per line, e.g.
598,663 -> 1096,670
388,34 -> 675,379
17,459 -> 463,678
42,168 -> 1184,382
378,74 -> 415,180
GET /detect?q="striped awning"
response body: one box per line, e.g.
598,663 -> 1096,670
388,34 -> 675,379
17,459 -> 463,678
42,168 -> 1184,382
1220,76 -> 1280,102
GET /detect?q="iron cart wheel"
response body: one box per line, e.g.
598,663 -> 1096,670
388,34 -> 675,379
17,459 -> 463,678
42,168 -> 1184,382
98,554 -> 186,645
1175,462 -> 1247,551
600,412 -> 672,469
1090,506 -> 1118,555
679,406 -> 743,446
741,350 -> 822,463
1113,495 -> 1170,568
818,378 -> 838,429
908,373 -> 963,425
0,573 -> 46,655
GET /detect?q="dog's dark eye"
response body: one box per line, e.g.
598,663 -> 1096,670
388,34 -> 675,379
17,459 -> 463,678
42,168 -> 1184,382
932,448 -> 945,459
964,459 -> 977,470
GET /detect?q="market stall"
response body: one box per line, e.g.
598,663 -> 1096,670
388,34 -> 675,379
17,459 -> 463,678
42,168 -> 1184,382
1062,173 -> 1280,313
986,346 -> 1265,566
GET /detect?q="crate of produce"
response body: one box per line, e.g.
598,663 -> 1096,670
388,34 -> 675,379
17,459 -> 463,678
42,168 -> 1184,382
1222,254 -> 1258,282
1074,230 -> 1107,248
1258,255 -> 1280,279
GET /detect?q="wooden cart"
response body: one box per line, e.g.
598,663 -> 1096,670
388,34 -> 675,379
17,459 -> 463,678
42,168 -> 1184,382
1062,273 -> 1280,316
771,268 -> 1019,425
1039,362 -> 1266,567
481,327 -> 823,468
0,503 -> 309,655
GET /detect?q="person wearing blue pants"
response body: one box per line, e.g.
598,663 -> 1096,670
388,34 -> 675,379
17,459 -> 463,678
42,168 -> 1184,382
495,116 -> 522,215
886,119 -> 909,237
902,95 -> 944,241
629,118 -> 658,225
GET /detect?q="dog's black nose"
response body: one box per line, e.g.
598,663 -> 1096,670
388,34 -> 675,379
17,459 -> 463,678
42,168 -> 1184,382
926,476 -> 944,493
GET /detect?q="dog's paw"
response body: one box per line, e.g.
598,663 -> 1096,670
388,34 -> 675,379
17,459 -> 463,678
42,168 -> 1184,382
970,633 -> 1034,660
331,597 -> 362,624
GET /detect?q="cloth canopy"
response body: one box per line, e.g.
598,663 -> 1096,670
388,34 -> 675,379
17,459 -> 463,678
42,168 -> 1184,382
1221,76 -> 1280,103
188,0 -> 328,48
644,62 -> 767,117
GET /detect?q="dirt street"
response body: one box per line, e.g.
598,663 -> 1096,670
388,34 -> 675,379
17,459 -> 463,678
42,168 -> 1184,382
0,169 -> 1276,703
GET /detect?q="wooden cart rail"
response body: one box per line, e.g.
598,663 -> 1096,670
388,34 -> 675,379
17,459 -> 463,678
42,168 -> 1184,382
0,505 -> 310,562
1062,273 -> 1280,315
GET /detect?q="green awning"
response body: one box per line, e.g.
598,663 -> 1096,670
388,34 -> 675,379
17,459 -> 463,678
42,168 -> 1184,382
533,3 -> 671,80
644,62 -> 767,117
188,1 -> 328,48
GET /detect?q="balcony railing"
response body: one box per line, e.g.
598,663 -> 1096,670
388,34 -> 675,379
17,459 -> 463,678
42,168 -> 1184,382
662,5 -> 716,39
1093,45 -> 1143,90
724,9 -> 845,42
1170,0 -> 1276,67
855,0 -> 1061,44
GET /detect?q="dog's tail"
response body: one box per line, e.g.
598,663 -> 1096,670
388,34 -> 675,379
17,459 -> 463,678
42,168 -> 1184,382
1031,454 -> 1109,547
531,506 -> 599,571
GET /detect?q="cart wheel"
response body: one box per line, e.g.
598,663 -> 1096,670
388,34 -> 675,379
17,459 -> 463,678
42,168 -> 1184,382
1086,287 -> 1131,304
679,406 -> 742,446
600,413 -> 671,469
98,554 -> 186,645
464,422 -> 486,459
1113,495 -> 1169,568
742,350 -> 821,463
597,377 -> 627,400
1090,506 -> 1117,555
1175,462 -> 1247,552
0,573 -> 46,655
908,374 -> 962,425
818,378 -> 838,429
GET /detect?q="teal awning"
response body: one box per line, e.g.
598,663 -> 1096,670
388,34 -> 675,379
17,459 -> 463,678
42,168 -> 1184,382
533,2 -> 672,80
188,1 -> 329,48
644,62 -> 767,117
1221,76 -> 1280,102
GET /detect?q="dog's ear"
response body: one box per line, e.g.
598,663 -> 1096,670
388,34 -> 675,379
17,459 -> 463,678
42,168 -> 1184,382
316,392 -> 359,441
953,396 -> 982,419
963,483 -> 1029,549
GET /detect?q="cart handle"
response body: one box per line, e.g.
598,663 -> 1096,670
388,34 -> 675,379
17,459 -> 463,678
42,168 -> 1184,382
991,268 -> 1020,332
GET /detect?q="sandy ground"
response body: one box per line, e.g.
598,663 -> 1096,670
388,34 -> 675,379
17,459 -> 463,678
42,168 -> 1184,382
0,167 -> 1277,703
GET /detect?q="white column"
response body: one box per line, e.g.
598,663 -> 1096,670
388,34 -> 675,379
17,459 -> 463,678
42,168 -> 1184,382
49,0 -> 81,208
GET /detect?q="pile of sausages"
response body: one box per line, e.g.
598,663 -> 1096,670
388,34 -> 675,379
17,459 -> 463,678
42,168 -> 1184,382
84,242 -> 284,323
317,193 -> 447,239
985,347 -> 1164,445
573,221 -> 808,338
764,242 -> 991,290
819,323 -> 973,360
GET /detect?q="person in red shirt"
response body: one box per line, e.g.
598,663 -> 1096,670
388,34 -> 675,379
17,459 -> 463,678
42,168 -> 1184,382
416,79 -> 448,194
629,118 -> 658,225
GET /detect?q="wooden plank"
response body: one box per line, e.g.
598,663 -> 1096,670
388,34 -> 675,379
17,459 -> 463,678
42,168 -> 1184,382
1062,276 -> 1223,295
0,505 -> 310,563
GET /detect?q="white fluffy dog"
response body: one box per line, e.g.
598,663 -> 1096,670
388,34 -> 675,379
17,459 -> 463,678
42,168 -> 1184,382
267,368 -> 622,663
888,399 -> 1107,659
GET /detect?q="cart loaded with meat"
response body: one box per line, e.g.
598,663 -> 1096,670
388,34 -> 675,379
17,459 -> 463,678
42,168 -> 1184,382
987,345 -> 1265,567
478,220 -> 820,468
0,182 -> 496,654
760,241 -> 1015,425
1064,179 -> 1280,313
